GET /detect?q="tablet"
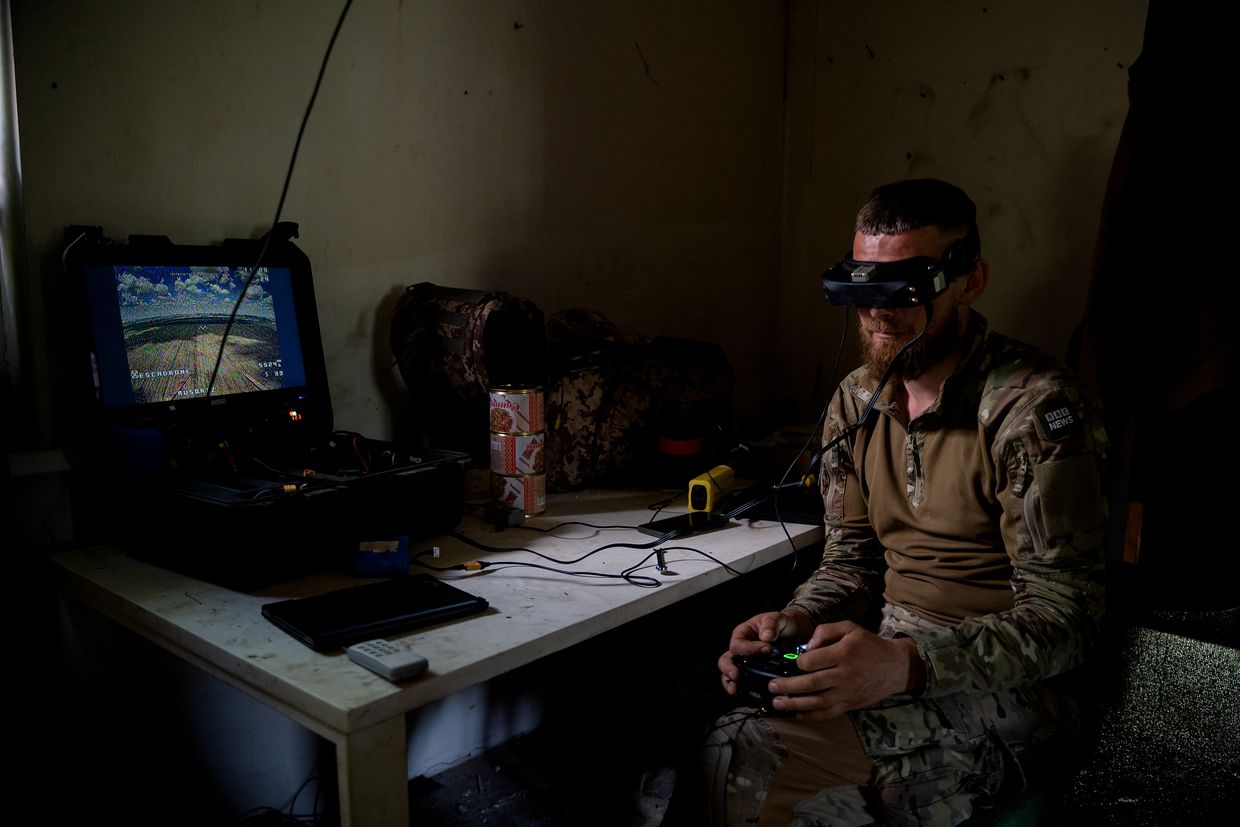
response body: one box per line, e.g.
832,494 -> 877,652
261,574 -> 489,651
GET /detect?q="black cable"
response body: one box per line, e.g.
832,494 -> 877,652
412,555 -> 661,588
509,520 -> 645,534
728,305 -> 932,574
710,706 -> 766,827
447,529 -> 695,567
285,772 -> 324,824
429,521 -> 753,586
647,494 -> 678,523
769,310 -> 853,564
801,304 -> 934,481
774,310 -> 852,494
205,0 -> 354,398
243,455 -> 309,481
705,707 -> 765,736
621,545 -> 745,579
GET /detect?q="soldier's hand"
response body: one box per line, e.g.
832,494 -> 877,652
765,620 -> 925,718
718,610 -> 812,695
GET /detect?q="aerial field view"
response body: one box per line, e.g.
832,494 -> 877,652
115,266 -> 284,403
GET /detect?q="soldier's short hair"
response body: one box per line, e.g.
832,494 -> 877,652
855,179 -> 980,256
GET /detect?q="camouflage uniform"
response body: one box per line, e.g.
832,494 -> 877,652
708,313 -> 1106,825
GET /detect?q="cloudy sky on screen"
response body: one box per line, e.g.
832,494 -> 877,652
116,266 -> 275,324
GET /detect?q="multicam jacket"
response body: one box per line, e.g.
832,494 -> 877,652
787,312 -> 1107,698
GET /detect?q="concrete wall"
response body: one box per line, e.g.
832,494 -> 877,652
776,0 -> 1147,419
11,0 -> 786,445
11,0 -> 1148,443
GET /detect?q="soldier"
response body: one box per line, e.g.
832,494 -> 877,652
707,179 -> 1107,825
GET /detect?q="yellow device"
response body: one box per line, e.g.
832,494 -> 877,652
688,465 -> 735,512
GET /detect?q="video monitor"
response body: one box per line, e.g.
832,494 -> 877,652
69,227 -> 331,434
85,264 -> 307,407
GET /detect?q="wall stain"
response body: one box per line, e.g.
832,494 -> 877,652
634,42 -> 662,88
347,307 -> 371,346
904,149 -> 935,177
969,66 -> 1034,136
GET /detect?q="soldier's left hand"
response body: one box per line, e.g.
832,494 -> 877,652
766,620 -> 925,720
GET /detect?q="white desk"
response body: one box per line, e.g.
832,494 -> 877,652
53,489 -> 822,826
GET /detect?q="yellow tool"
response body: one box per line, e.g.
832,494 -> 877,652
688,465 -> 735,512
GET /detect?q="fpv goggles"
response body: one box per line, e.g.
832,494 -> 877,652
820,255 -> 953,308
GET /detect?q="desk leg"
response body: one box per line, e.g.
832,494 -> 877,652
336,717 -> 408,827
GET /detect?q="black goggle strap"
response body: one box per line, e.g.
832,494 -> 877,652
804,303 -> 932,477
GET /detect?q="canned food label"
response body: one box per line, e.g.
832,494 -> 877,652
490,472 -> 546,515
489,387 -> 544,434
491,432 -> 545,475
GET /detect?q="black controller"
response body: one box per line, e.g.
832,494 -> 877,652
732,643 -> 808,706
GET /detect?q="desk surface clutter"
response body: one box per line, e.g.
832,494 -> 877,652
53,488 -> 823,827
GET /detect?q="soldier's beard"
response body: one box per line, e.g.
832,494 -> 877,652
858,301 -> 962,381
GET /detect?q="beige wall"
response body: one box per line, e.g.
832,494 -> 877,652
777,0 -> 1147,420
12,0 -> 785,443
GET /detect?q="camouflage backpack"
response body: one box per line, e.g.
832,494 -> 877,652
544,309 -> 733,490
390,282 -> 546,464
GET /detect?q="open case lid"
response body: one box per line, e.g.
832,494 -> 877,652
65,222 -> 332,441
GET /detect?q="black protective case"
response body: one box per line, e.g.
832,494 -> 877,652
66,224 -> 469,589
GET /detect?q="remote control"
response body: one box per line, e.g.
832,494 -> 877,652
733,643 -> 808,705
345,639 -> 429,682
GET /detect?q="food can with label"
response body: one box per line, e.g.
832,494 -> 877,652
491,472 -> 546,516
491,432 -> 545,476
489,386 -> 544,435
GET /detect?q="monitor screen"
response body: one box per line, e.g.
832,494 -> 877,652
68,228 -> 331,436
84,264 -> 308,408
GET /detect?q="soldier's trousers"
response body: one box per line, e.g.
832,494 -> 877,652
702,612 -> 1084,825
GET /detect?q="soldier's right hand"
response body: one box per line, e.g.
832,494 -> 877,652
718,610 -> 812,695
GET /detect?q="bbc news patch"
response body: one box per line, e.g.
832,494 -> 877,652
1034,398 -> 1080,442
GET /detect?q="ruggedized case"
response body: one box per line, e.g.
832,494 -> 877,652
66,223 -> 468,589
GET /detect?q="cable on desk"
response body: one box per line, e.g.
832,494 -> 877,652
646,493 -> 678,523
621,546 -> 746,579
502,520 -> 646,534
413,555 -> 661,588
436,494 -> 789,587
448,529 -> 694,567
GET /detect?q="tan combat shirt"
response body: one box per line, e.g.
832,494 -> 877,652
787,313 -> 1107,698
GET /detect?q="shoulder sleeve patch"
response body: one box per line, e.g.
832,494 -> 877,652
1033,398 -> 1081,443
1033,454 -> 1104,538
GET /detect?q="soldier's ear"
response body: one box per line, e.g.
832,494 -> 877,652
960,259 -> 988,305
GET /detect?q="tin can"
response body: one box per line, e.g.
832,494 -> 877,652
491,432 -> 545,475
489,386 -> 544,435
491,471 -> 546,516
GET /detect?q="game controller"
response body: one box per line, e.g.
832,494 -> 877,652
732,643 -> 808,706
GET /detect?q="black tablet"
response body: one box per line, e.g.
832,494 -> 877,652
261,574 -> 489,651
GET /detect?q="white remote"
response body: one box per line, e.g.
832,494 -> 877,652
346,639 -> 429,682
